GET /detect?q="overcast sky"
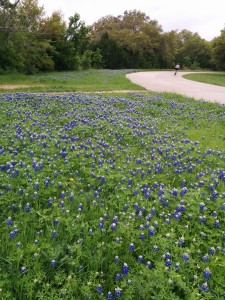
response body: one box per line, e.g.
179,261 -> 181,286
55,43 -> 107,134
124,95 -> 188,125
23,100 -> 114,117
38,0 -> 225,41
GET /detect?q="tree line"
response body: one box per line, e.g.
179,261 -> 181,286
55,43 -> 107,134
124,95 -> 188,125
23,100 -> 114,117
1,0 -> 225,74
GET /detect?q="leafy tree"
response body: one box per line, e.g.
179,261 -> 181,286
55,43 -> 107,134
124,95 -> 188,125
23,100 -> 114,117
15,0 -> 54,73
80,50 -> 93,69
175,30 -> 212,69
91,48 -> 103,69
94,32 -> 128,69
0,0 -> 20,9
211,29 -> 225,70
0,0 -> 24,71
66,13 -> 91,55
90,10 -> 162,69
159,30 -> 178,68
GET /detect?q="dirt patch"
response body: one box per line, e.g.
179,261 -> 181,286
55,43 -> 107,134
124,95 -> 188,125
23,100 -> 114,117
0,84 -> 46,89
0,85 -> 146,93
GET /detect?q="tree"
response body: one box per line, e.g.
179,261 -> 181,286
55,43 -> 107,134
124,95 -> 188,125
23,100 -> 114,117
0,0 -> 24,71
90,10 -> 162,69
175,30 -> 212,69
92,48 -> 103,69
211,29 -> 225,70
0,0 -> 20,9
14,0 -> 54,73
159,30 -> 178,68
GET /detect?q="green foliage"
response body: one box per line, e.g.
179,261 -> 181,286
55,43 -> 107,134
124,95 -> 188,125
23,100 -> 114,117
0,3 -> 225,72
80,50 -> 93,70
211,29 -> 225,70
91,48 -> 103,69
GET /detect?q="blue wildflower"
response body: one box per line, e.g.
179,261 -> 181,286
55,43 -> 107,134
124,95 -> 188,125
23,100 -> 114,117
200,282 -> 209,292
6,217 -> 13,226
202,254 -> 209,262
106,291 -> 113,300
181,252 -> 190,261
203,268 -> 211,280
20,266 -> 27,274
146,261 -> 153,269
165,259 -> 172,268
114,287 -> 122,297
137,255 -> 144,263
50,260 -> 57,267
122,263 -> 129,275
129,243 -> 135,251
115,273 -> 121,281
51,230 -> 57,238
148,226 -> 155,236
111,223 -> 117,231
96,284 -> 103,294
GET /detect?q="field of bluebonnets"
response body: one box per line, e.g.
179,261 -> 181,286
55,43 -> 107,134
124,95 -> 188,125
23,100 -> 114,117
1,72 -> 225,300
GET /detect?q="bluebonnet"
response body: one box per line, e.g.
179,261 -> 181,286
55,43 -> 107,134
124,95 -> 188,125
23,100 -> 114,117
96,284 -> 103,294
153,245 -> 159,252
208,247 -> 216,255
181,252 -> 190,261
146,261 -> 153,269
199,202 -> 206,211
106,291 -> 113,300
148,226 -> 155,236
174,262 -> 180,270
6,217 -> 13,226
114,287 -> 122,297
25,203 -> 31,213
178,236 -> 185,246
202,254 -> 209,262
137,255 -> 144,263
165,259 -> 172,268
214,220 -> 220,228
111,223 -> 117,231
51,230 -> 57,238
200,282 -> 209,291
122,263 -> 129,275
203,268 -> 211,280
129,243 -> 135,251
20,266 -> 27,274
50,260 -> 57,267
115,273 -> 121,281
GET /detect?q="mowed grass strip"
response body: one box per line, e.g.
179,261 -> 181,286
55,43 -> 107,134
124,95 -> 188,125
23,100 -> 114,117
183,72 -> 225,87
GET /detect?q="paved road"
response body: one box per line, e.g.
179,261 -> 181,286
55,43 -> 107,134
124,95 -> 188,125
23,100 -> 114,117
126,71 -> 225,104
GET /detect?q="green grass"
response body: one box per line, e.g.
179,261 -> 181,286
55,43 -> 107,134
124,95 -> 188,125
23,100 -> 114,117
1,73 -> 225,299
1,69 -> 225,93
0,69 -> 144,93
183,72 -> 225,87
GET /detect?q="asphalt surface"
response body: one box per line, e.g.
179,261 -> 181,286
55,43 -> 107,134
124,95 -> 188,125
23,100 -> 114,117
126,71 -> 225,104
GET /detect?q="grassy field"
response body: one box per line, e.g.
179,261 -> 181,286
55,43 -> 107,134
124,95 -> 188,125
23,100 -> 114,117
183,72 -> 225,87
0,69 -> 144,93
1,70 -> 225,299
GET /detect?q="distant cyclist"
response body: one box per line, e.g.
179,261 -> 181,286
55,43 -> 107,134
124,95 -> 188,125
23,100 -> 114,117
174,63 -> 180,75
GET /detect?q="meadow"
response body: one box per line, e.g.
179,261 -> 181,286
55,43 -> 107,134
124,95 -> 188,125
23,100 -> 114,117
0,70 -> 225,300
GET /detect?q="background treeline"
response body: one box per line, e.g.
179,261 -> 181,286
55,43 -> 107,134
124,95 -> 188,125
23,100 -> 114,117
1,0 -> 225,74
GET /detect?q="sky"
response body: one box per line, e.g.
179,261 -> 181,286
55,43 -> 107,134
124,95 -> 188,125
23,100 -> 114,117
38,0 -> 225,41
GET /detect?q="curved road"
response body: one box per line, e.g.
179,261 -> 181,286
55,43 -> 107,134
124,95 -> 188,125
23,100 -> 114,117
126,71 -> 225,104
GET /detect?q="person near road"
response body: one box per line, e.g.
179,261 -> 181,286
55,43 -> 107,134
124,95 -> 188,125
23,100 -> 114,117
174,63 -> 180,75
